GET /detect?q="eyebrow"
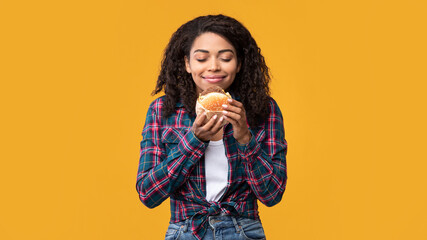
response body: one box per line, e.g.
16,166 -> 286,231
193,49 -> 235,54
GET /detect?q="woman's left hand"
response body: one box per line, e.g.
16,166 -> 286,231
222,99 -> 252,145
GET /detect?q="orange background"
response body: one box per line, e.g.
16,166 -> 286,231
1,0 -> 427,239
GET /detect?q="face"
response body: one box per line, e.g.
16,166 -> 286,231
185,32 -> 241,94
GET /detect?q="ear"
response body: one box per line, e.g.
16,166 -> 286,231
184,56 -> 191,73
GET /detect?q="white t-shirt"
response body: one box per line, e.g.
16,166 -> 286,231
204,139 -> 229,202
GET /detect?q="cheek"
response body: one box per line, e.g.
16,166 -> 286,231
189,65 -> 204,76
225,63 -> 239,74
191,73 -> 199,81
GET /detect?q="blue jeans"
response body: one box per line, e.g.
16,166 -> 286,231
165,215 -> 266,240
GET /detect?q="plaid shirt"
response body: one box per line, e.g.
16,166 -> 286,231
136,95 -> 287,240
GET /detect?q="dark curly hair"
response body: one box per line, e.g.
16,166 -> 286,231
152,14 -> 271,127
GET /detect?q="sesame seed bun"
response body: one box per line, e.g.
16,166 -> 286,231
195,86 -> 232,120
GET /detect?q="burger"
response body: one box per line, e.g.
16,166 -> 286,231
195,86 -> 232,120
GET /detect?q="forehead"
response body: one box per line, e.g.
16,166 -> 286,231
190,32 -> 236,53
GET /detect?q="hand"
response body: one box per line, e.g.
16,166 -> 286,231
222,99 -> 252,144
192,112 -> 224,142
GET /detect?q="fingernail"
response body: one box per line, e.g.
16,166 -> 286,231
213,115 -> 217,119
222,111 -> 227,114
222,104 -> 227,108
219,116 -> 224,122
227,99 -> 232,102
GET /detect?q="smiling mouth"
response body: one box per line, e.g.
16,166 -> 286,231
203,76 -> 225,83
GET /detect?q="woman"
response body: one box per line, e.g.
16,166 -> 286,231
136,14 -> 288,240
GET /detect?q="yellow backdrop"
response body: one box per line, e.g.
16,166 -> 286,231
1,0 -> 426,239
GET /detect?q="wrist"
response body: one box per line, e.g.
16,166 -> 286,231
191,126 -> 209,143
236,131 -> 251,145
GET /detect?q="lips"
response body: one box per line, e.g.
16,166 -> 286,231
203,75 -> 225,83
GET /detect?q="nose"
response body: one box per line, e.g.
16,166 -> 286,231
208,59 -> 220,71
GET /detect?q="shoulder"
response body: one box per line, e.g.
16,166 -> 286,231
146,96 -> 189,125
147,95 -> 166,113
143,96 -> 167,122
148,95 -> 183,117
267,97 -> 279,108
250,97 -> 284,130
266,97 -> 283,118
262,97 -> 286,139
148,95 -> 185,111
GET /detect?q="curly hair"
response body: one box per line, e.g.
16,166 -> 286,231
152,14 -> 271,127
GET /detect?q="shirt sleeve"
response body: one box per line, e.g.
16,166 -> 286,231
237,98 -> 288,207
135,100 -> 208,208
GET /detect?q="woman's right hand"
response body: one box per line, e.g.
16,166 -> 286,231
191,113 -> 224,142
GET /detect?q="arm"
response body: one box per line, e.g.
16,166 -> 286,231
135,100 -> 208,208
236,99 -> 288,206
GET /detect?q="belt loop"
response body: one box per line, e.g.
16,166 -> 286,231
183,219 -> 189,232
208,216 -> 213,227
231,216 -> 240,233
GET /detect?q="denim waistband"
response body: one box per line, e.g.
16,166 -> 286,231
173,214 -> 253,234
